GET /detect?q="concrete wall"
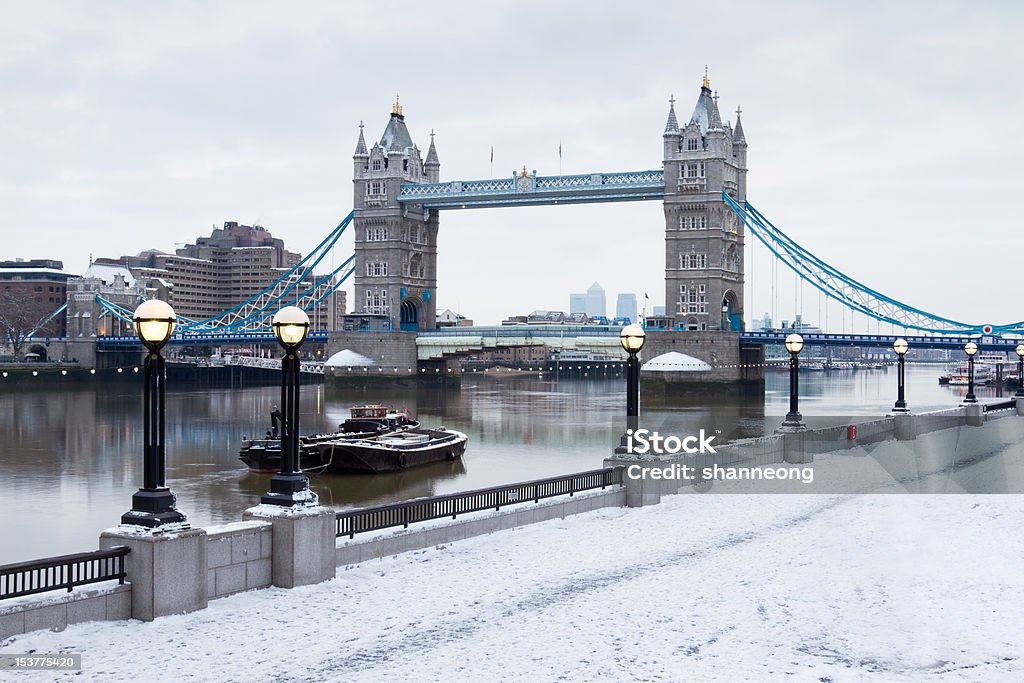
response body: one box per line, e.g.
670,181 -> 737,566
0,583 -> 131,641
205,521 -> 273,600
335,488 -> 625,566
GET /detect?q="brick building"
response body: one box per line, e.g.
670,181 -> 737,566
0,259 -> 76,343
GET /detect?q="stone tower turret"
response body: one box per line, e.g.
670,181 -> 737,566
352,96 -> 439,332
662,69 -> 747,331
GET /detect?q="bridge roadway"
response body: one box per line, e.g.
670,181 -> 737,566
90,328 -> 1024,354
397,170 -> 665,210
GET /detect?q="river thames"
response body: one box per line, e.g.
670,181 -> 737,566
0,364 -> 1009,564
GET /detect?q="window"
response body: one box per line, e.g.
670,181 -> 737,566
679,253 -> 707,269
687,164 -> 698,178
372,159 -> 382,171
367,182 -> 384,197
678,283 -> 706,314
678,214 -> 707,230
366,226 -> 389,241
365,288 -> 389,315
687,138 -> 698,151
365,261 -> 388,277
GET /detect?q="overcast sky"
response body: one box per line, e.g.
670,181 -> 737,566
2,1 -> 1022,329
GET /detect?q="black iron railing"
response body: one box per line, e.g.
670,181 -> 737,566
336,467 -> 624,538
0,546 -> 129,601
983,400 -> 1019,414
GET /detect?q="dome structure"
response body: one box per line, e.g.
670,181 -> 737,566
641,351 -> 713,372
325,349 -> 376,367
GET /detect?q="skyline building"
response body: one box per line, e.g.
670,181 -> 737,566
616,293 -> 638,323
88,222 -> 344,330
0,259 -> 76,349
585,282 -> 605,319
568,293 -> 587,316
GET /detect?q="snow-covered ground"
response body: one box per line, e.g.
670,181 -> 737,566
4,495 -> 1023,681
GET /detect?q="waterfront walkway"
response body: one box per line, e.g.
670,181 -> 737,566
5,493 -> 1023,681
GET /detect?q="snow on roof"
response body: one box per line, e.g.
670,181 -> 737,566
0,268 -> 73,278
83,263 -> 136,287
641,351 -> 713,372
325,349 -> 376,367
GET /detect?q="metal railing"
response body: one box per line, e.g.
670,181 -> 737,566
336,467 -> 624,538
983,399 -> 1019,414
0,546 -> 129,601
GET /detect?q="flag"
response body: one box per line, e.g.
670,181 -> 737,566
490,145 -> 493,163
558,141 -> 562,159
644,293 -> 650,300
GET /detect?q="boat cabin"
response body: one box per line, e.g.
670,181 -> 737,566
350,405 -> 390,419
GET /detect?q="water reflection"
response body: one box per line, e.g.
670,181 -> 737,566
0,364 -> 986,563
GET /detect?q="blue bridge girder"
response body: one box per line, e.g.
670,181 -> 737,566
739,332 -> 1023,352
96,331 -> 330,349
397,170 -> 665,210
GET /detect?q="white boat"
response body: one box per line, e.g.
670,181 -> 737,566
941,362 -> 991,386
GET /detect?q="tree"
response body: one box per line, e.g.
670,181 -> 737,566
0,290 -> 55,358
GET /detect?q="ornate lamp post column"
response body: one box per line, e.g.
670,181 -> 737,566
1015,344 -> 1024,398
963,342 -> 978,404
892,338 -> 909,413
781,333 -> 805,429
614,324 -> 646,453
121,299 -> 187,528
261,306 -> 317,507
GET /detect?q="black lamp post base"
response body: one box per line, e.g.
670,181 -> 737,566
1015,390 -> 1024,398
779,412 -> 806,431
891,402 -> 910,414
261,473 -> 316,507
613,431 -> 633,455
122,489 -> 186,528
963,396 -> 978,404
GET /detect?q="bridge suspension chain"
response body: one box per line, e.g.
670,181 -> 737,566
723,193 -> 1024,335
180,211 -> 355,333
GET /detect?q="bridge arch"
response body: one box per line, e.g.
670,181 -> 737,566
400,298 -> 421,332
722,289 -> 741,332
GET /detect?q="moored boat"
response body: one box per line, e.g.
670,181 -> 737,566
940,363 -> 991,386
239,405 -> 418,472
315,427 -> 469,473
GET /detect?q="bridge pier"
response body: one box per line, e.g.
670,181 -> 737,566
638,330 -> 764,396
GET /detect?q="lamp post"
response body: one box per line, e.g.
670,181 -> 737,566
963,342 -> 978,404
1016,344 -> 1024,398
121,299 -> 187,528
781,333 -> 805,429
892,338 -> 909,413
261,306 -> 316,506
615,323 -> 646,453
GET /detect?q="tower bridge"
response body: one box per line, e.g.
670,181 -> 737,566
351,78 -> 747,337
51,72 -> 1023,378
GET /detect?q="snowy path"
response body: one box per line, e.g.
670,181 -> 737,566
5,495 -> 1024,681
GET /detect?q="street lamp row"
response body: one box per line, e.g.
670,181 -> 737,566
122,300 -> 315,530
781,337 -> 1024,428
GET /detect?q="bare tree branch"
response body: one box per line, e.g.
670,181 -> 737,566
0,291 -> 56,358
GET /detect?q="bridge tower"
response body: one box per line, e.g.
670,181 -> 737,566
662,71 -> 747,331
352,97 -> 439,332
